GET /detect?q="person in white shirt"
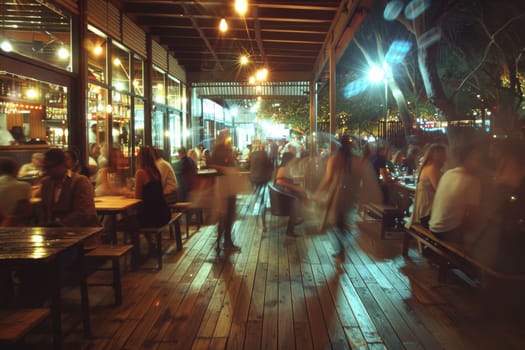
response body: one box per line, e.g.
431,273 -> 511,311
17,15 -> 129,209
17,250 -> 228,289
154,148 -> 178,204
18,152 -> 44,178
429,140 -> 484,246
0,126 -> 14,146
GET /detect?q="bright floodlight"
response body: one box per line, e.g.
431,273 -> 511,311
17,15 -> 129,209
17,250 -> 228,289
368,65 -> 385,82
235,0 -> 248,16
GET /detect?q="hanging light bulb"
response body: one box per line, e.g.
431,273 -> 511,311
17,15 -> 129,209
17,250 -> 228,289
219,18 -> 228,33
239,55 -> 249,65
235,0 -> 248,16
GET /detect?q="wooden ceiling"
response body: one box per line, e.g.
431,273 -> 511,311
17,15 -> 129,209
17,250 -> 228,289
115,0 -> 345,81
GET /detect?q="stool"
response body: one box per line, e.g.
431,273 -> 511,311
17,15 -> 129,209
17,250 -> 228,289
85,244 -> 133,305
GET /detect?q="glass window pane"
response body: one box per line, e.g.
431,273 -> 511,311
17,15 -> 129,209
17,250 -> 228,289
132,56 -> 144,97
87,27 -> 107,84
87,84 -> 108,147
167,76 -> 180,109
0,71 -> 68,147
152,106 -> 164,149
111,91 -> 131,159
1,1 -> 72,72
152,67 -> 165,105
111,43 -> 130,92
134,97 -> 144,156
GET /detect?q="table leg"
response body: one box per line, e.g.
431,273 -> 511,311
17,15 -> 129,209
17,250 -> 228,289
49,259 -> 62,350
109,214 -> 117,244
78,247 -> 91,337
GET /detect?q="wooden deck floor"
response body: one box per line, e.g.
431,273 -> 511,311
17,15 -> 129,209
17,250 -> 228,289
33,193 -> 525,349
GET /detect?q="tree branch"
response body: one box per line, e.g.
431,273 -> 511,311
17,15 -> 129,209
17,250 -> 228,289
457,12 -> 525,91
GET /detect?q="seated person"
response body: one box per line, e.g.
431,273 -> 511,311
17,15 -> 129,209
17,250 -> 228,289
39,149 -> 100,228
18,152 -> 44,178
429,140 -> 484,246
0,157 -> 32,226
64,148 -> 90,178
472,138 -> 525,273
119,147 -> 171,258
406,144 -> 447,229
275,152 -> 307,200
154,148 -> 178,204
274,152 -> 307,231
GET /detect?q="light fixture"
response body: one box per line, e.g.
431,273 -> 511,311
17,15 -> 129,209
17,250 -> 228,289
248,76 -> 255,84
93,45 -> 103,56
57,45 -> 69,59
113,57 -> 121,66
234,0 -> 248,16
219,18 -> 228,32
239,55 -> 249,65
1,39 -> 13,52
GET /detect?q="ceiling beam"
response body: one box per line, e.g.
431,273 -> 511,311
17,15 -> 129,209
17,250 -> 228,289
187,70 -> 312,83
180,3 -> 224,71
312,0 -> 375,82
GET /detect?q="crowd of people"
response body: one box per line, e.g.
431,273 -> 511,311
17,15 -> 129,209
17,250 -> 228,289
1,127 -> 524,273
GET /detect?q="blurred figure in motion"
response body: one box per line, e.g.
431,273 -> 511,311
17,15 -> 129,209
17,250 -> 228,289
472,138 -> 525,274
95,147 -> 130,196
249,140 -> 274,190
0,157 -> 32,226
315,134 -> 381,258
209,129 -> 240,251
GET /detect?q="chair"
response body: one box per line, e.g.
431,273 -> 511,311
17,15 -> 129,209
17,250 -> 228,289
268,183 -> 298,235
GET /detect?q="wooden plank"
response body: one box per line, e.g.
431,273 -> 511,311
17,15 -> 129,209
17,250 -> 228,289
287,240 -> 314,350
277,234 -> 295,350
260,228 -> 279,350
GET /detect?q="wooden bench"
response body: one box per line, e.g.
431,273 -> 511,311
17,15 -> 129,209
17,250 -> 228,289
403,224 -> 525,282
169,202 -> 202,238
136,212 -> 184,270
85,244 -> 134,305
0,308 -> 50,344
361,183 -> 413,239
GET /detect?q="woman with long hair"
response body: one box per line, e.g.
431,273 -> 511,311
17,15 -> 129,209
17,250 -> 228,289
134,146 -> 171,228
406,143 -> 447,229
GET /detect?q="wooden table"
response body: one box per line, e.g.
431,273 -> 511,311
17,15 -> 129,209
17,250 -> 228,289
0,226 -> 102,349
94,196 -> 141,243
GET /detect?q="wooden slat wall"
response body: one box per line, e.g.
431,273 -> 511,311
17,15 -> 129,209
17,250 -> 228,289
122,16 -> 146,59
51,0 -> 79,14
87,0 -> 121,40
152,41 -> 168,72
168,56 -> 186,83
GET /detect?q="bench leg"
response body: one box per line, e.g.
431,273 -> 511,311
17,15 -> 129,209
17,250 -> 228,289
111,257 -> 122,305
402,231 -> 411,256
173,220 -> 183,251
185,211 -> 191,238
286,216 -> 295,236
156,231 -> 162,270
